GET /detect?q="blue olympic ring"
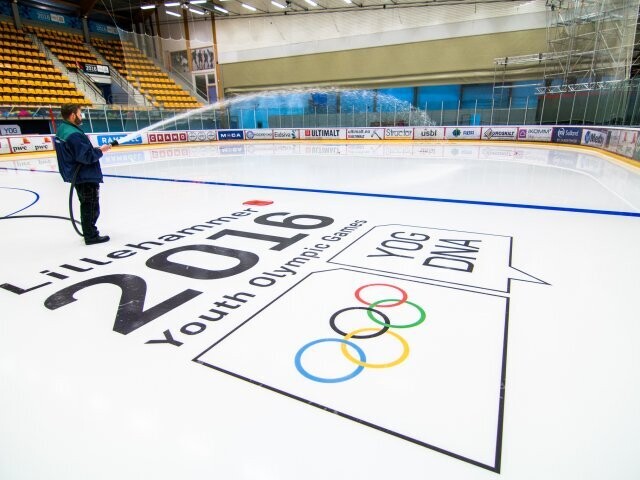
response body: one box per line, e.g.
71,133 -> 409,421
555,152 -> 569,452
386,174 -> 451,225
294,338 -> 366,383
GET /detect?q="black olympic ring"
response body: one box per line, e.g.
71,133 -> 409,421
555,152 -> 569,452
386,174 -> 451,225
329,306 -> 390,339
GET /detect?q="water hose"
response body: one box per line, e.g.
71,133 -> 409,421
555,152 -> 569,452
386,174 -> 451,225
68,163 -> 84,237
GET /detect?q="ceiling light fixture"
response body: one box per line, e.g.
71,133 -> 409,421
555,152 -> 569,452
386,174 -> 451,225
271,1 -> 286,7
165,1 -> 180,6
141,4 -> 157,9
214,5 -> 229,12
189,6 -> 205,13
166,9 -> 181,16
241,3 -> 257,10
305,0 -> 317,6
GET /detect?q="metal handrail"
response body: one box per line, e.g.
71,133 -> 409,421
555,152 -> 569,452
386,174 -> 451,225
146,54 -> 209,105
28,33 -> 106,105
87,44 -> 150,106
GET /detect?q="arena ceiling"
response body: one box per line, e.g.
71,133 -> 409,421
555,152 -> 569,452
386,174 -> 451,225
22,0 -> 541,23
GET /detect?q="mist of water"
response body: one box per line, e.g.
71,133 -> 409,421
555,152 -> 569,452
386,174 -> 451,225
115,87 -> 435,145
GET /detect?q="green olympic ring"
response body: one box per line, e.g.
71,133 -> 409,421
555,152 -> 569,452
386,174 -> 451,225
366,298 -> 426,328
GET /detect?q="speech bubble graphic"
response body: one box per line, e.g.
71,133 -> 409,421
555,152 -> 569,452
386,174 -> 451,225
195,269 -> 509,471
327,225 -> 546,293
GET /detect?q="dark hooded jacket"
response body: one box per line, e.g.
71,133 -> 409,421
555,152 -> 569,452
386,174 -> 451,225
54,120 -> 103,184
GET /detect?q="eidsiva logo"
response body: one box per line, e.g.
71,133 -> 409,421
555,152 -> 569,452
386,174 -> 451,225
295,283 -> 425,383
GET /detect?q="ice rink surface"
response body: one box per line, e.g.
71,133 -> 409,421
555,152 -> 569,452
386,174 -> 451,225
1,141 -> 639,480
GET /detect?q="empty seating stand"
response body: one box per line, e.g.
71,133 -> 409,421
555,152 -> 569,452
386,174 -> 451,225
25,25 -> 100,69
0,21 -> 91,107
92,37 -> 202,110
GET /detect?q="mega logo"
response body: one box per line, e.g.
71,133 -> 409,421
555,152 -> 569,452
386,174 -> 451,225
218,130 -> 244,141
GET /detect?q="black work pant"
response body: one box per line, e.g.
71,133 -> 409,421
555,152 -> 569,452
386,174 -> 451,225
74,182 -> 100,238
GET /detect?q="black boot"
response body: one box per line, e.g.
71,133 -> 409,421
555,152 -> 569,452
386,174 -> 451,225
85,235 -> 110,245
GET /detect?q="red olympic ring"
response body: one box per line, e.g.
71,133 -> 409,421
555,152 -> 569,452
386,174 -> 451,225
354,283 -> 408,308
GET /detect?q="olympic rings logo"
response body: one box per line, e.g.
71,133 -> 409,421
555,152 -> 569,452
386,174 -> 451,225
294,283 -> 426,383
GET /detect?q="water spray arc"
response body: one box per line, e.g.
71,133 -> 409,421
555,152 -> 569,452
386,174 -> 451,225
114,87 -> 435,145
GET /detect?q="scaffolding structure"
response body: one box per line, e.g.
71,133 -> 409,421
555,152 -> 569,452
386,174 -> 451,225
493,0 -> 640,94
543,0 -> 640,89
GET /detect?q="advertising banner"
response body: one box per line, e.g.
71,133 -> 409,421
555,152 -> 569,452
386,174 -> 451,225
580,129 -> 606,148
244,129 -> 274,140
552,127 -> 582,145
89,21 -> 118,36
517,127 -> 553,142
413,127 -> 446,140
217,130 -> 245,141
384,127 -> 413,140
89,133 -> 146,147
188,130 -> 217,142
21,5 -> 81,30
0,137 -> 11,155
272,129 -> 299,140
300,128 -> 346,140
445,127 -> 482,140
612,129 -> 638,157
7,135 -> 54,153
481,127 -> 518,141
346,128 -> 385,140
148,131 -> 188,144
0,125 -> 21,136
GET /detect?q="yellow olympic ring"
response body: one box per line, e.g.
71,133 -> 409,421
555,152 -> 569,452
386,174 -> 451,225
340,327 -> 410,368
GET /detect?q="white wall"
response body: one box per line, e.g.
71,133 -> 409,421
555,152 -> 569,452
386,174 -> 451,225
158,0 -> 548,64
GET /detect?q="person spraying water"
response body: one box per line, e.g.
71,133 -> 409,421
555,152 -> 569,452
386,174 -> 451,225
54,104 -> 112,245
